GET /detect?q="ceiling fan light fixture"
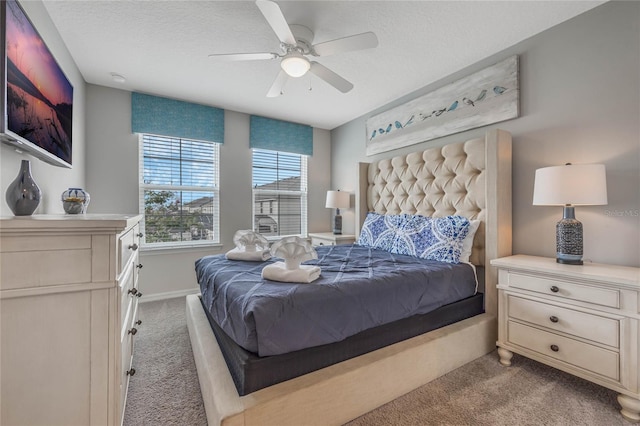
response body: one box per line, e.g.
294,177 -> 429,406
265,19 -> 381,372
281,52 -> 310,77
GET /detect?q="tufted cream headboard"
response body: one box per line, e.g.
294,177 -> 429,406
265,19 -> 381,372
355,129 -> 512,317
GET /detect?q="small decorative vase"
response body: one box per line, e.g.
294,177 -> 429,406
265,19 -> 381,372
5,160 -> 41,216
61,188 -> 90,214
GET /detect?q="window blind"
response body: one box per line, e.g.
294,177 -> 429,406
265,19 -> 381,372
252,149 -> 308,237
250,115 -> 313,156
139,134 -> 220,246
131,92 -> 224,144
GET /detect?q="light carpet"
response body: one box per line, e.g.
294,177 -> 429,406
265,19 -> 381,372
124,297 -> 632,426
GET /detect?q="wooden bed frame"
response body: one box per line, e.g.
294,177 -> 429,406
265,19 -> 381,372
186,128 -> 512,425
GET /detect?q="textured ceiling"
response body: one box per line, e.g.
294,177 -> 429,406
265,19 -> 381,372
42,1 -> 604,130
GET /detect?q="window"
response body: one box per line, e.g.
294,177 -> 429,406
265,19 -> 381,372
252,149 -> 307,238
139,134 -> 220,247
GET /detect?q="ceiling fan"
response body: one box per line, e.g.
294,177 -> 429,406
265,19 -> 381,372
209,0 -> 378,97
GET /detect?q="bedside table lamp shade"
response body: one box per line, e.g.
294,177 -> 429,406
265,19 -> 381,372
533,163 -> 607,265
326,190 -> 350,235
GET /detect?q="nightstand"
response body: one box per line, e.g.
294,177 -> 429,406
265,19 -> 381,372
309,232 -> 356,247
491,255 -> 640,422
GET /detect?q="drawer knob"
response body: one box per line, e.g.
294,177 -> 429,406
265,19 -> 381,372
128,243 -> 138,251
128,327 -> 138,335
550,285 -> 559,293
550,344 -> 559,352
136,263 -> 144,269
318,242 -> 324,245
135,319 -> 142,326
126,368 -> 136,376
136,232 -> 144,238
549,316 -> 559,323
128,288 -> 138,296
136,292 -> 143,298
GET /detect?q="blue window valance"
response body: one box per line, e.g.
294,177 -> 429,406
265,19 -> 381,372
131,92 -> 224,143
250,115 -> 312,156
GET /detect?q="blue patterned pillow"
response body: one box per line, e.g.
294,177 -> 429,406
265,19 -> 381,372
391,215 -> 471,263
357,212 -> 411,251
358,213 -> 471,263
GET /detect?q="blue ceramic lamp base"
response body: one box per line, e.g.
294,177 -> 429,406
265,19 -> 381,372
556,206 -> 583,265
333,209 -> 343,235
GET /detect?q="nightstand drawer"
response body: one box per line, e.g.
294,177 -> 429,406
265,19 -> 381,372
508,321 -> 619,381
309,233 -> 356,247
311,237 -> 334,246
508,296 -> 619,347
508,272 -> 620,308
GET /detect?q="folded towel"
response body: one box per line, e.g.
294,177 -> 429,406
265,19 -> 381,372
270,236 -> 317,270
233,230 -> 269,252
262,262 -> 321,283
225,247 -> 271,261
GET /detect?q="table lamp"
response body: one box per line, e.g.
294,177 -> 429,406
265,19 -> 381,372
533,163 -> 607,265
325,190 -> 350,235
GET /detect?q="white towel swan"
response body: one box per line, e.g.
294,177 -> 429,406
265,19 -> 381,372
262,236 -> 321,283
225,230 -> 271,261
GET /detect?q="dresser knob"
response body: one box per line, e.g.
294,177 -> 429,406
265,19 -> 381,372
136,232 -> 144,238
128,327 -> 138,335
550,285 -> 559,293
550,344 -> 559,352
135,319 -> 142,326
128,243 -> 138,251
136,292 -> 143,298
128,288 -> 138,295
126,368 -> 136,376
549,316 -> 559,323
136,263 -> 144,269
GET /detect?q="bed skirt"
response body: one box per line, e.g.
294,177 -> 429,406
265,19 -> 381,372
200,293 -> 484,395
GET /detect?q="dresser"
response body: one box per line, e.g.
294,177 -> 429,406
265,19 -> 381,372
309,232 -> 356,246
492,255 -> 640,422
0,214 -> 143,425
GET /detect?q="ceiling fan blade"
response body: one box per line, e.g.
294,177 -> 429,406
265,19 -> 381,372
256,0 -> 296,46
312,32 -> 378,56
208,52 -> 278,61
267,70 -> 289,97
309,62 -> 353,93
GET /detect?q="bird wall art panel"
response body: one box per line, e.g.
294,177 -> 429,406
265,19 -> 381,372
366,55 -> 519,155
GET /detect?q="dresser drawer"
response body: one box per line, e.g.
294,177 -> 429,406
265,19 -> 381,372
508,321 -> 619,381
120,297 -> 139,420
508,296 -> 619,348
118,225 -> 140,275
119,265 -> 139,328
507,272 -> 620,309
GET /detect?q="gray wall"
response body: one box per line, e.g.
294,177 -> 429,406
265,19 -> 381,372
85,84 -> 332,297
0,1 -> 86,216
331,1 -> 639,267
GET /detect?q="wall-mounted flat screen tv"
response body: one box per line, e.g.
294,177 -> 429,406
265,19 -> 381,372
1,0 -> 73,168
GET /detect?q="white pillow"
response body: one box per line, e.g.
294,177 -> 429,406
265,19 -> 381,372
459,220 -> 480,263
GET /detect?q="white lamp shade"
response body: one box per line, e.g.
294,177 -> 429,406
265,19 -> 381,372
325,190 -> 350,209
281,53 -> 310,78
533,164 -> 608,206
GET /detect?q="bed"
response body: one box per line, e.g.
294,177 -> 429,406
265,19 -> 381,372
186,128 -> 512,425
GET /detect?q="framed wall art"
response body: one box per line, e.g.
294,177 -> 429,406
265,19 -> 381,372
366,55 -> 519,156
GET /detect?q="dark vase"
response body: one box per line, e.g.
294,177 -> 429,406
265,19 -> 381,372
5,160 -> 41,216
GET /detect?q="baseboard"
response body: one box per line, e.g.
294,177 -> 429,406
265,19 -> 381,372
140,288 -> 200,303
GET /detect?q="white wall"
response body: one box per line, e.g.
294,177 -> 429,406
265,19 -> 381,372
85,85 -> 332,297
331,1 -> 640,267
1,1 -> 86,216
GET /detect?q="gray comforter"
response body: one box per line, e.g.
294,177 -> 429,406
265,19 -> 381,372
196,244 -> 477,356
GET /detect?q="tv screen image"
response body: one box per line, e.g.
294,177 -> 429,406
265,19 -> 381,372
2,0 -> 73,167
